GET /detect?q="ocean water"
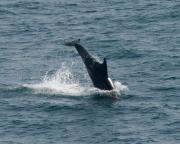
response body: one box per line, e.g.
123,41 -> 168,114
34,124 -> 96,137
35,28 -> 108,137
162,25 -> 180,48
0,0 -> 180,143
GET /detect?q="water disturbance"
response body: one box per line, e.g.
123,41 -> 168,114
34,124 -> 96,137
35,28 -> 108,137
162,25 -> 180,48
0,0 -> 180,143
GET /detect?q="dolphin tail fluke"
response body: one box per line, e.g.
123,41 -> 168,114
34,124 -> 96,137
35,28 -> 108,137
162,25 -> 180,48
63,39 -> 80,46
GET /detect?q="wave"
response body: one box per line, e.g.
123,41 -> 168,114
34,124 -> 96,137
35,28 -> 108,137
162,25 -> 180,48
23,63 -> 128,98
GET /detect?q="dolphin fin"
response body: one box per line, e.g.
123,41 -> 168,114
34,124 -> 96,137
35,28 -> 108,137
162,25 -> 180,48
102,58 -> 108,78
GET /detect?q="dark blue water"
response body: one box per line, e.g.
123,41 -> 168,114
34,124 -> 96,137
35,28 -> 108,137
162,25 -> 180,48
0,0 -> 180,143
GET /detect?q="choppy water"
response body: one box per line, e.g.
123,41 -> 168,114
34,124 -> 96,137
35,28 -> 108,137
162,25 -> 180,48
0,0 -> 180,143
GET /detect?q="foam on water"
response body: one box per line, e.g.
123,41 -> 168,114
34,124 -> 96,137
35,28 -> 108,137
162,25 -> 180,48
24,63 -> 86,96
24,63 -> 128,97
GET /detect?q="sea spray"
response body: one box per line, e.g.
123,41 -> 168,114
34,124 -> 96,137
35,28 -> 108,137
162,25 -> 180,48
24,63 -> 128,97
24,63 -> 86,96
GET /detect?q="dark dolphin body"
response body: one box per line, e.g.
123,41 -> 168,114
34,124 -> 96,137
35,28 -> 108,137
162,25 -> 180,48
64,39 -> 114,90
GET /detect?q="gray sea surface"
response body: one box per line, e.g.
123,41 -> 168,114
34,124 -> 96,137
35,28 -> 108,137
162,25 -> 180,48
0,0 -> 180,143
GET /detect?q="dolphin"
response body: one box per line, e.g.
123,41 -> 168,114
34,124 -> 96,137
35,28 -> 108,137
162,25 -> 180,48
64,39 -> 114,90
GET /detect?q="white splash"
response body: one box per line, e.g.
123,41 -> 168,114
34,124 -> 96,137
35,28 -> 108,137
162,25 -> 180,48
24,63 -> 86,96
24,63 -> 128,97
89,81 -> 128,98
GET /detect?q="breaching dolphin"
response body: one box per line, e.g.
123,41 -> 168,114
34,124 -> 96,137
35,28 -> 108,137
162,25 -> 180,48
64,39 -> 114,90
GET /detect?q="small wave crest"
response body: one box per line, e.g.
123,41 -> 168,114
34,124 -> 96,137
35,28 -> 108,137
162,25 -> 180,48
23,63 -> 128,98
